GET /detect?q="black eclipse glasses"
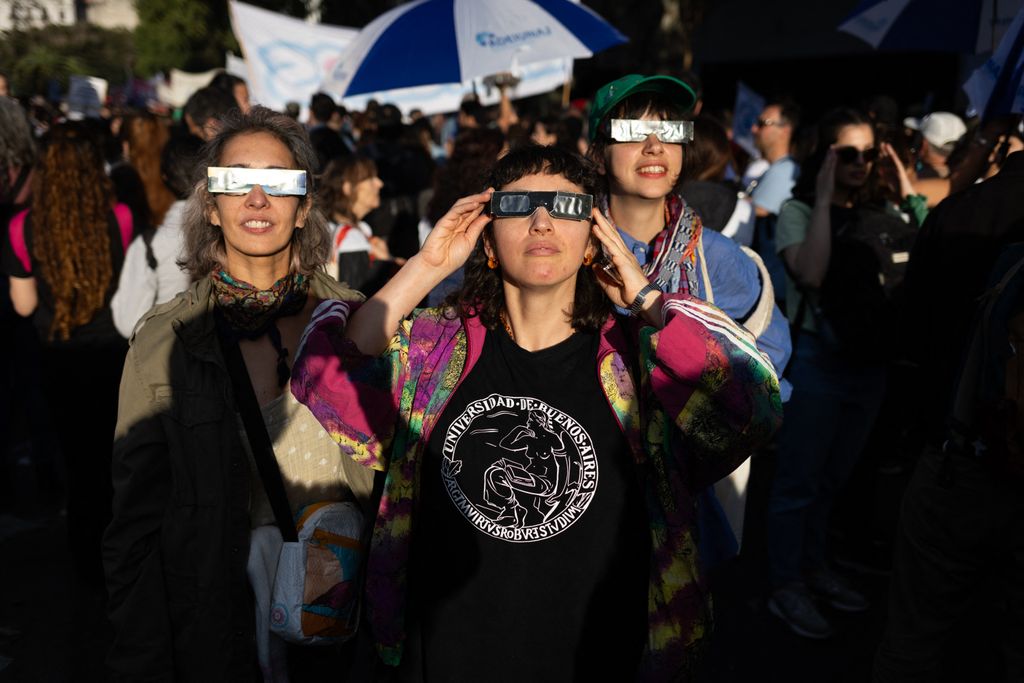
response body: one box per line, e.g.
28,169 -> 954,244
834,146 -> 879,165
489,191 -> 594,222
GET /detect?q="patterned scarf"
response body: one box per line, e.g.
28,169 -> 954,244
211,270 -> 310,386
601,193 -> 703,295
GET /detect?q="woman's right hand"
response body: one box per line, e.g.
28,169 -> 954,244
815,147 -> 837,205
418,189 -> 494,274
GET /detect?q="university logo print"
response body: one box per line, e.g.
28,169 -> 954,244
440,393 -> 598,543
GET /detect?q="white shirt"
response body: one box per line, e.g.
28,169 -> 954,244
110,200 -> 191,338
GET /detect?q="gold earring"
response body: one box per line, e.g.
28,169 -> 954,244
582,253 -> 594,267
487,256 -> 498,269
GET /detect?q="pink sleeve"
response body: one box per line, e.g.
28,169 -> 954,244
8,209 -> 31,273
648,293 -> 782,488
291,300 -> 402,472
113,203 -> 134,251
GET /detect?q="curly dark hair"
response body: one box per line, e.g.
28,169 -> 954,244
31,122 -> 114,341
443,144 -> 611,333
180,106 -> 330,278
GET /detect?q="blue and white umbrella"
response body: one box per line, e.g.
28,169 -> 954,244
964,5 -> 1024,118
838,0 -> 1023,53
322,0 -> 627,98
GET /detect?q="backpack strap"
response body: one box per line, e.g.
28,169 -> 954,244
696,234 -> 714,305
113,203 -> 134,251
737,246 -> 776,338
141,226 -> 158,271
8,208 -> 31,273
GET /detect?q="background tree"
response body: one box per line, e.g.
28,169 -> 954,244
0,24 -> 135,95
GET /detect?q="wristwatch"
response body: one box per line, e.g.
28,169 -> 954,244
628,284 -> 659,317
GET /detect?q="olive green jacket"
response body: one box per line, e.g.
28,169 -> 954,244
103,270 -> 362,682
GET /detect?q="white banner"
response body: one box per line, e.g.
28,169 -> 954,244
156,68 -> 221,108
228,0 -> 571,117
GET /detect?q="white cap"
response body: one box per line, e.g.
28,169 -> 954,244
903,112 -> 967,153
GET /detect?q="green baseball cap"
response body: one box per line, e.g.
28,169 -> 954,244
588,74 -> 697,141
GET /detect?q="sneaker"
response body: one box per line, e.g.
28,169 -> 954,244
806,568 -> 869,612
768,584 -> 834,639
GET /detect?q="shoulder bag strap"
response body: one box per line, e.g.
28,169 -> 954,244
696,233 -> 714,305
217,324 -> 298,543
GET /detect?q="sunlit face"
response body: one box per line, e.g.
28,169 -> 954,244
486,172 -> 595,290
833,123 -> 875,190
752,104 -> 789,154
602,109 -> 683,201
208,131 -> 308,271
349,173 -> 383,220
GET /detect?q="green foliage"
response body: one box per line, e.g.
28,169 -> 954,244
134,0 -> 229,75
0,23 -> 136,96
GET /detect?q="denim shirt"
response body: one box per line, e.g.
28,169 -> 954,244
617,225 -> 793,401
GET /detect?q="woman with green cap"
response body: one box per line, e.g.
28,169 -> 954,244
585,71 -> 793,608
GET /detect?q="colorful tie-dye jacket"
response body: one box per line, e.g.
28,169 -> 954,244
291,293 -> 782,681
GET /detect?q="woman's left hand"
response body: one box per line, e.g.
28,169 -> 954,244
880,142 -> 915,199
590,209 -> 662,322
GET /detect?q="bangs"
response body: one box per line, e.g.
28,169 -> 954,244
612,92 -> 689,124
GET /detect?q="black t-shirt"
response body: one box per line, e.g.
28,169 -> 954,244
407,327 -> 649,682
2,209 -> 128,346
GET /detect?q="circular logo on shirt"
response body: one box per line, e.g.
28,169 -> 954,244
440,393 -> 598,543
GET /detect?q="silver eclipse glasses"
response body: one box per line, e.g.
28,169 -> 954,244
608,119 -> 693,144
490,191 -> 593,222
207,167 -> 308,196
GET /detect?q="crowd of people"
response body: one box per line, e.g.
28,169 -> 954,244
1,63 -> 1022,682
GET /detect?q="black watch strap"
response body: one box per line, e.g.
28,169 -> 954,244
628,283 -> 659,316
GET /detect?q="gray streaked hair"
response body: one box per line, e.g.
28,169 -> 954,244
0,97 -> 36,169
180,105 -> 330,279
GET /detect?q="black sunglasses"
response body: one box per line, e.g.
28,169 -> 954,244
835,146 -> 879,164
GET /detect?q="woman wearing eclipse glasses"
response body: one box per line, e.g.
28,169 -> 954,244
765,108 -> 923,639
585,74 -> 793,608
104,107 -> 371,680
292,144 -> 782,680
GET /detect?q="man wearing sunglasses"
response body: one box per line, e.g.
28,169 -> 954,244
587,74 -> 793,589
750,99 -> 801,219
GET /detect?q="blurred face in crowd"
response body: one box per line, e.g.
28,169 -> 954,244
0,74 -> 8,97
752,105 -> 791,157
833,123 -> 875,190
603,108 -> 683,201
348,173 -> 383,220
485,172 -> 595,292
208,131 -> 309,275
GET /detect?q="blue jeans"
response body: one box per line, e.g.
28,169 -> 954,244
766,333 -> 886,586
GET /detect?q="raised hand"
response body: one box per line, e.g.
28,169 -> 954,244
879,142 -> 915,199
590,209 -> 659,313
418,189 -> 494,274
816,147 -> 837,205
